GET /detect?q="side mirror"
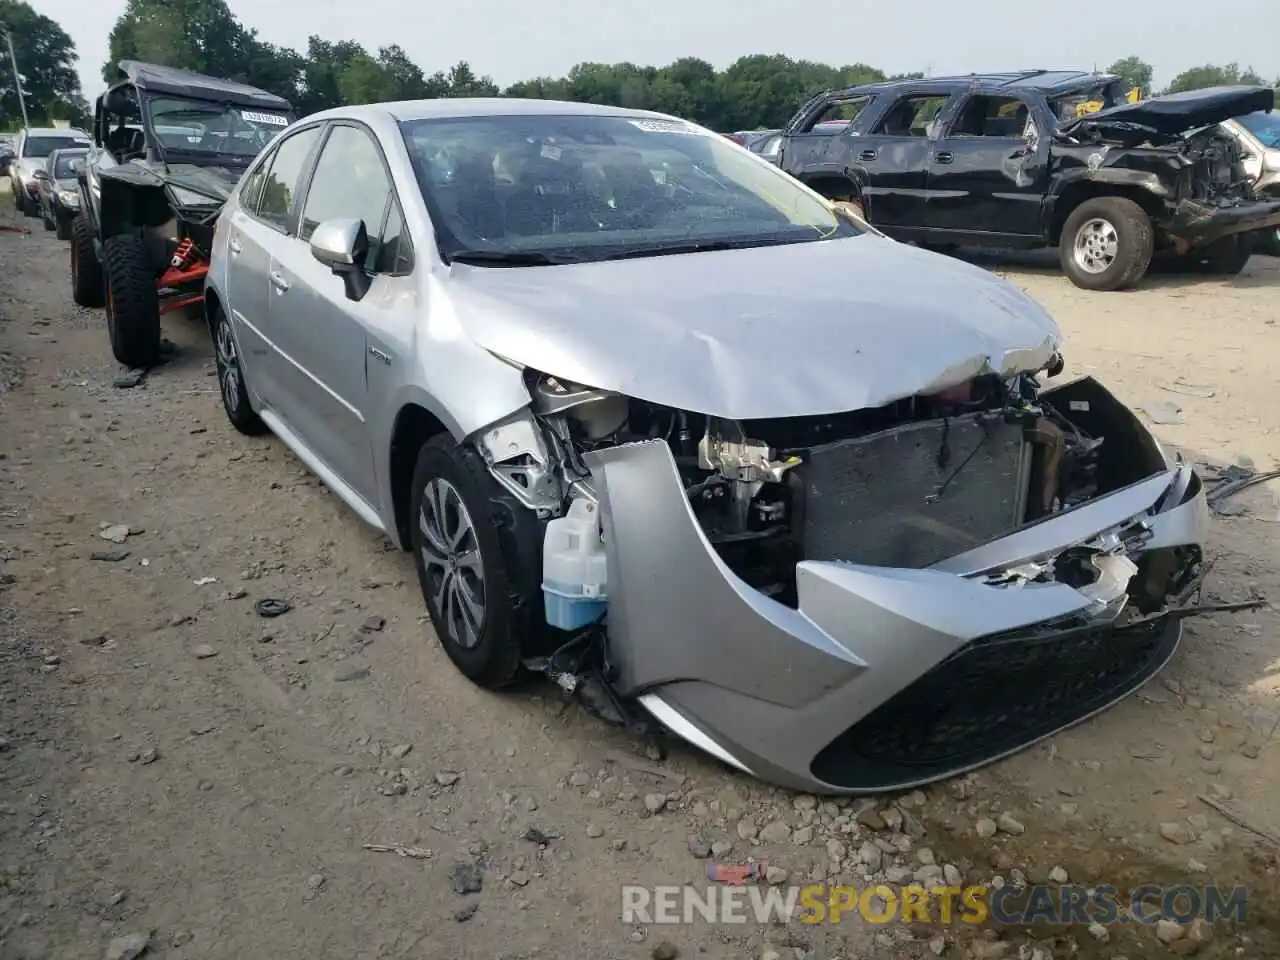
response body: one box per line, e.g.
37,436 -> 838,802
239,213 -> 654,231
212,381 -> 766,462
310,217 -> 371,302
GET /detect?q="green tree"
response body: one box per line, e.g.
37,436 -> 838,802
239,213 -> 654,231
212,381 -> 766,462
1164,63 -> 1267,94
1106,56 -> 1154,96
0,0 -> 82,127
104,0 -> 251,83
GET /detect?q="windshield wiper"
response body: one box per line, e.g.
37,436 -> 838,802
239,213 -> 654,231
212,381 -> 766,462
595,239 -> 751,261
449,249 -> 575,266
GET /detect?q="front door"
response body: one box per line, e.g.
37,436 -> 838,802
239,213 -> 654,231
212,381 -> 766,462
266,122 -> 401,504
922,94 -> 1048,237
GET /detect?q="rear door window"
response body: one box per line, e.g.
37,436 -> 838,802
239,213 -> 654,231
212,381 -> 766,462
872,95 -> 951,137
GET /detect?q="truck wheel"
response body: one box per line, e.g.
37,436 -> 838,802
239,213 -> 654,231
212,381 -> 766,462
1059,197 -> 1154,291
1264,228 -> 1280,258
103,234 -> 161,368
1195,234 -> 1254,275
70,215 -> 105,308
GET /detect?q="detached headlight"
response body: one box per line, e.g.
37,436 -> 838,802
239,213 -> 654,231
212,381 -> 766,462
57,190 -> 79,207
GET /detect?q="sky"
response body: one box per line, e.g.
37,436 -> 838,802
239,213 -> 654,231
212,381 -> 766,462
30,0 -> 1280,102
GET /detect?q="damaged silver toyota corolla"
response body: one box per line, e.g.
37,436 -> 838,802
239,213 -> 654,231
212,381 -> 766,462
207,98 -> 1221,794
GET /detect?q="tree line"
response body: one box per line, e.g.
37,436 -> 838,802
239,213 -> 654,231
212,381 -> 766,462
2,0 -> 1278,132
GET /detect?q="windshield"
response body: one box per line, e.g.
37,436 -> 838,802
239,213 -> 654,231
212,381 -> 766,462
23,135 -> 90,158
147,97 -> 292,157
1237,111 -> 1280,149
52,151 -> 86,178
399,113 -> 857,263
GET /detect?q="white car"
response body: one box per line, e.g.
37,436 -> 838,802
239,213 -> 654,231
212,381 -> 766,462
8,127 -> 91,218
1221,111 -> 1280,255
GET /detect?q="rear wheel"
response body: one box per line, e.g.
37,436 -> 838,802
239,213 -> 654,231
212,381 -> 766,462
1059,196 -> 1154,291
70,215 -> 105,308
211,304 -> 266,436
20,190 -> 38,218
102,234 -> 161,368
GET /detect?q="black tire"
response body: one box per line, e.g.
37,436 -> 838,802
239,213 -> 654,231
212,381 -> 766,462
1263,228 -> 1280,258
70,215 -> 105,308
54,215 -> 70,242
41,207 -> 54,231
1059,196 -> 1154,291
20,190 -> 38,218
409,435 -> 545,689
1194,233 -> 1254,275
210,303 -> 267,436
102,234 -> 161,368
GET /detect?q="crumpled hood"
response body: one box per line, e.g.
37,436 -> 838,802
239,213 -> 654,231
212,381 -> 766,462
1060,85 -> 1276,138
445,234 -> 1062,420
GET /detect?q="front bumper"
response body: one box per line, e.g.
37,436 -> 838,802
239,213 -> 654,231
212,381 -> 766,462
584,383 -> 1210,795
1171,196 -> 1280,246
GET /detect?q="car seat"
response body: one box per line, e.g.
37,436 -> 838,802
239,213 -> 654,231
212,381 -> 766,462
452,153 -> 505,241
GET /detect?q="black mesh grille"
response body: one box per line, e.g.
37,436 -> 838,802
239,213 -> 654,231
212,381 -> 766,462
810,612 -> 1180,791
799,414 -> 1028,568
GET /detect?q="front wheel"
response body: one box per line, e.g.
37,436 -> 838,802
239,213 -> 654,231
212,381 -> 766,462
211,304 -> 267,435
1059,196 -> 1154,291
1264,228 -> 1280,258
102,234 -> 161,368
409,436 -> 543,689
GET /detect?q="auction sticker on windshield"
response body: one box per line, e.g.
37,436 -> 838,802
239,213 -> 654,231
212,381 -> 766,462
628,119 -> 704,135
241,110 -> 288,126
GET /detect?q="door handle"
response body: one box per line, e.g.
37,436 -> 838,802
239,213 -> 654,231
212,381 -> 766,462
269,270 -> 289,293
228,237 -> 242,255
858,149 -> 877,162
935,152 -> 954,164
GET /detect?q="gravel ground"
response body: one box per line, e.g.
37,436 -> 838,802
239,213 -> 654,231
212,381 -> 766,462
2,179 -> 1279,960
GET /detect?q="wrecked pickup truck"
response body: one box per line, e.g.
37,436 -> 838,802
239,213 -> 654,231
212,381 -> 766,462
71,60 -> 295,368
778,71 -> 1280,290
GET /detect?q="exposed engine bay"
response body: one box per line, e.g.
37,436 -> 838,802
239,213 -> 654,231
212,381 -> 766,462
479,356 -> 1195,631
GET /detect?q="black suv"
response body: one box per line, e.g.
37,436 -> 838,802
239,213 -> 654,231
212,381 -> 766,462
778,71 -> 1280,290
71,60 -> 294,368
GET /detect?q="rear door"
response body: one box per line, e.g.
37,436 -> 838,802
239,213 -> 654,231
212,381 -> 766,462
922,92 -> 1049,237
265,121 -> 405,503
854,91 -> 953,229
223,123 -> 324,412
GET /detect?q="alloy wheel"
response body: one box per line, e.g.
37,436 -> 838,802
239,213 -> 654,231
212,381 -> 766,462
215,319 -> 242,413
418,478 -> 486,649
1072,217 -> 1119,274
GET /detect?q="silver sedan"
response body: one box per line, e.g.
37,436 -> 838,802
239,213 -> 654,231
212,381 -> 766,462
205,98 -> 1212,794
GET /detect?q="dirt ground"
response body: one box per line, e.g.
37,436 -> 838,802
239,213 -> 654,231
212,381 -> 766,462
2,181 -> 1279,960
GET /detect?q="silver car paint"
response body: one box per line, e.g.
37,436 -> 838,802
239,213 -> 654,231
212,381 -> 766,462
585,420 -> 1206,793
207,98 -> 1208,794
448,236 -> 1061,420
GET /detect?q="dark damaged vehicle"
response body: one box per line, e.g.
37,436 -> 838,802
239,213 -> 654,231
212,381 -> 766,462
778,71 -> 1280,290
71,60 -> 294,368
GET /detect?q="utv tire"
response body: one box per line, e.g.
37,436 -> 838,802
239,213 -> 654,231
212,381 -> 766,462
70,215 -> 105,308
211,303 -> 267,436
102,234 -> 161,368
1194,233 -> 1254,275
409,435 -> 544,690
1059,196 -> 1154,291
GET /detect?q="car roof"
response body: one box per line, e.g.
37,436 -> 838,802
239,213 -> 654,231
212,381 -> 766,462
306,97 -> 682,125
828,70 -> 1120,99
114,60 -> 293,112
